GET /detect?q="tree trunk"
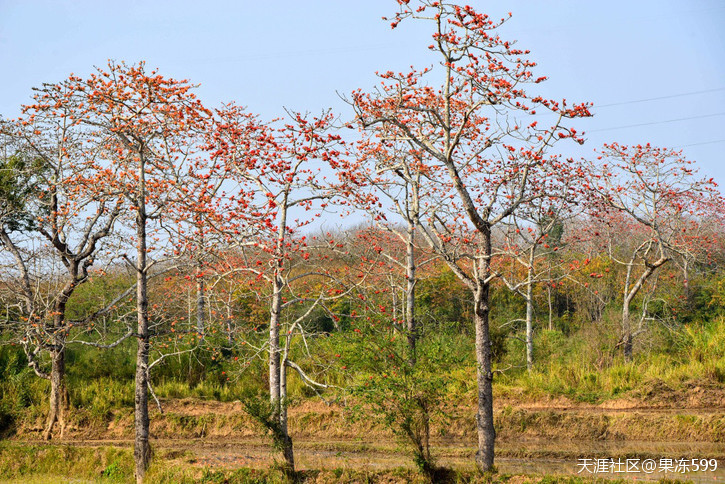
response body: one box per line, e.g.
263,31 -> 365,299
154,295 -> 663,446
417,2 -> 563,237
525,283 -> 534,371
269,275 -> 282,412
620,256 -> 665,361
43,270 -> 79,441
421,407 -> 430,465
134,163 -> 151,484
547,263 -> 554,331
474,229 -> 495,472
473,281 -> 496,471
226,305 -> 234,346
525,247 -> 535,371
270,273 -> 294,472
196,262 -> 205,340
279,358 -> 294,472
268,197 -> 294,473
43,346 -> 68,440
134,276 -> 151,483
621,261 -> 634,361
405,221 -> 417,366
682,259 -> 692,309
547,285 -> 553,331
44,286 -> 73,441
134,258 -> 151,483
621,299 -> 633,360
389,275 -> 398,329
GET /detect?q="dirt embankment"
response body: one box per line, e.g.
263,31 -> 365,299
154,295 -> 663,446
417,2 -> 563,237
12,383 -> 725,446
7,387 -> 724,479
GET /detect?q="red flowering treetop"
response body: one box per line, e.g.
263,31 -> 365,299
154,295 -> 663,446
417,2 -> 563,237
590,143 -> 720,262
351,0 -> 592,275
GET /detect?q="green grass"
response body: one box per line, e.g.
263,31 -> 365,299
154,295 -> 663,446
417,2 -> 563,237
494,316 -> 725,404
0,442 -> 132,483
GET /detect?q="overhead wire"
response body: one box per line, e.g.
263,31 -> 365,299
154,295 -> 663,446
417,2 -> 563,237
594,87 -> 725,109
588,113 -> 725,133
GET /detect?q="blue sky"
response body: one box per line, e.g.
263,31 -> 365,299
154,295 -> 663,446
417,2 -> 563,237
1,0 -> 723,184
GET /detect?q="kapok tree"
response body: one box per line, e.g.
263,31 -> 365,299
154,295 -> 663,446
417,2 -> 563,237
0,104 -> 124,440
587,143 -> 719,359
351,1 -> 591,470
339,224 -> 453,476
210,105 -> 348,472
669,194 -> 724,309
46,61 -> 212,482
348,137 -> 442,364
498,159 -> 586,370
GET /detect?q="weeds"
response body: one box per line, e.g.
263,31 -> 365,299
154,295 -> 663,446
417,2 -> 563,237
2,318 -> 725,441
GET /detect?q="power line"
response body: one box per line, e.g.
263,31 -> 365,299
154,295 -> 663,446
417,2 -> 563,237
595,87 -> 725,109
589,113 -> 725,133
675,139 -> 725,148
533,87 -> 725,117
